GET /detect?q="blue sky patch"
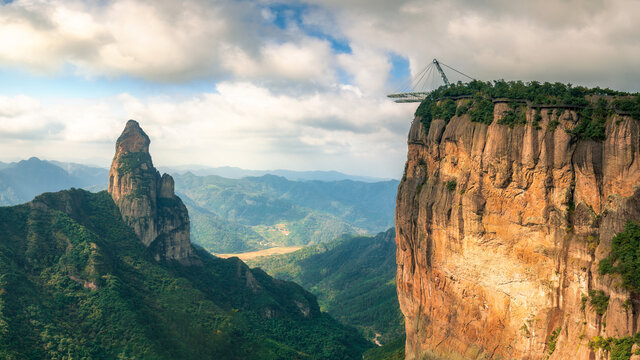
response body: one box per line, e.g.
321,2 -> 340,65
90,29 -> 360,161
386,53 -> 411,91
263,2 -> 352,55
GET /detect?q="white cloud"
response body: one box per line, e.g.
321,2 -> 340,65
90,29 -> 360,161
0,0 -> 340,84
219,38 -> 336,84
0,84 -> 414,178
304,0 -> 640,91
337,45 -> 391,95
3,0 -> 638,90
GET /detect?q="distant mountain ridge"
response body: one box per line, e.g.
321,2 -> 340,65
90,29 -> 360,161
0,157 -> 108,206
159,165 -> 394,182
0,158 -> 398,253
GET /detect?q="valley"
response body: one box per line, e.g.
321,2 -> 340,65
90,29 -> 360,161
248,229 -> 404,346
174,172 -> 397,253
215,246 -> 303,260
0,156 -> 397,254
0,122 -> 402,359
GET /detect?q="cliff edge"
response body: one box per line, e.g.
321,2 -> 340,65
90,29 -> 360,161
108,120 -> 198,265
396,84 -> 640,360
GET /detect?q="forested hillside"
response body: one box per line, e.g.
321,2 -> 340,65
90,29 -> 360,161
0,189 -> 370,359
174,173 -> 398,253
248,229 -> 403,345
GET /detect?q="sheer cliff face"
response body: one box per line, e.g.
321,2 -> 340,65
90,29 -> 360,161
396,104 -> 640,359
108,120 -> 197,265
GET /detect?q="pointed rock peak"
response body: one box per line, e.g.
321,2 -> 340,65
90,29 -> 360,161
116,119 -> 150,154
108,119 -> 198,266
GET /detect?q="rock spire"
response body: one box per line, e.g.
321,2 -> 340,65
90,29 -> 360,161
108,120 -> 197,265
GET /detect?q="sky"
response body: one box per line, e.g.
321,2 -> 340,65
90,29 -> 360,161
0,0 -> 639,178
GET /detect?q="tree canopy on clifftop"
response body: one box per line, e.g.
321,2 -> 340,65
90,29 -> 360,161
415,80 -> 640,141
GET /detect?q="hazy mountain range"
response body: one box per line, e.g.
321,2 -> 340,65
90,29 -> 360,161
159,165 -> 395,183
0,157 -> 108,206
0,158 -> 398,253
174,173 -> 398,252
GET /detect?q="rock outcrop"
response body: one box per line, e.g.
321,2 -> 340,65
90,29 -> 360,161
396,103 -> 640,359
108,120 -> 198,265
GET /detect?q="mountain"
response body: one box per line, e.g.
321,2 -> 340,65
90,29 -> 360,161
397,81 -> 640,359
0,157 -> 108,206
107,120 -> 197,264
0,189 -> 369,359
248,229 -> 404,345
0,158 -> 397,254
0,120 -> 371,359
49,160 -> 108,187
174,173 -> 398,253
181,196 -> 267,253
160,165 -> 392,182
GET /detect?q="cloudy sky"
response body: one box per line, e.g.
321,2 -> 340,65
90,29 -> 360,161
0,0 -> 638,178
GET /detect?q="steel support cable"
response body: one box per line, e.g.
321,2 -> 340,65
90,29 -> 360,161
415,64 -> 432,92
429,65 -> 438,90
403,64 -> 429,93
421,64 -> 432,91
440,62 -> 475,81
409,63 -> 432,92
392,63 -> 431,94
423,64 -> 437,91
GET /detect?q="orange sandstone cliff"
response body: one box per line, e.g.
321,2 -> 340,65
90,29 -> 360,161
396,102 -> 640,359
108,120 -> 198,265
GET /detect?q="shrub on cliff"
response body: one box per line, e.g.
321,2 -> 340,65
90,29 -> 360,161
569,99 -> 610,141
599,222 -> 640,293
456,100 -> 472,116
588,290 -> 610,316
117,151 -> 152,174
415,98 -> 458,132
546,327 -> 561,356
498,103 -> 527,127
445,180 -> 457,192
468,96 -> 494,124
589,334 -> 640,360
612,95 -> 640,121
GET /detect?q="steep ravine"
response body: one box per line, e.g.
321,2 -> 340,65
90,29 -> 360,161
396,102 -> 640,359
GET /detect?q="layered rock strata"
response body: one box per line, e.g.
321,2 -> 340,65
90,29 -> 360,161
396,103 -> 640,359
108,120 -> 197,265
